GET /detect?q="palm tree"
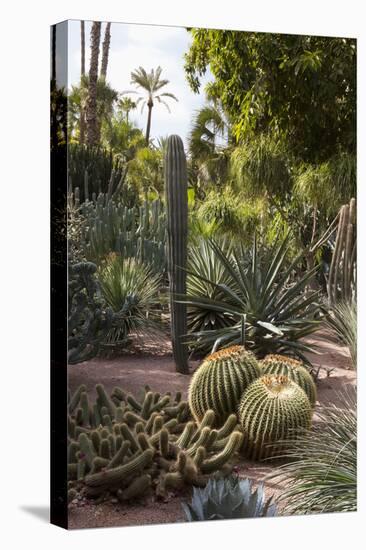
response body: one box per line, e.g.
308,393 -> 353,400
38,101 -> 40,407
100,22 -> 111,78
128,66 -> 178,143
79,20 -> 86,144
118,97 -> 137,125
86,21 -> 101,146
188,102 -> 231,188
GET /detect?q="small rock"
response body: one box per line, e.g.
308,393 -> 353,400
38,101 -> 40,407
72,499 -> 78,505
111,498 -> 118,504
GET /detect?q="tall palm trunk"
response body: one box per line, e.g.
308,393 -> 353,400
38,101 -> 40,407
145,98 -> 153,144
95,22 -> 112,143
86,21 -> 101,147
100,22 -> 111,77
79,20 -> 86,145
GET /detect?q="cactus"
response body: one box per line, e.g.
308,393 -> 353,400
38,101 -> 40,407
165,135 -> 189,374
328,197 -> 356,305
67,384 -> 242,502
260,354 -> 317,407
188,346 -> 261,425
238,375 -> 313,460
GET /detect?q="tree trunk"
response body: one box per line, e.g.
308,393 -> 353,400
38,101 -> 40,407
100,22 -> 111,78
145,99 -> 153,144
86,21 -> 101,147
79,21 -> 86,145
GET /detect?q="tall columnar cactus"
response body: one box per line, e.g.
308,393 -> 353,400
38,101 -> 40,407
238,375 -> 312,461
260,354 -> 317,407
188,346 -> 261,425
328,197 -> 356,305
165,135 -> 189,374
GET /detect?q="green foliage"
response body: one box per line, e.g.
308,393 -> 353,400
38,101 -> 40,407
188,346 -> 261,425
182,475 -> 276,521
68,262 -> 116,364
67,384 -> 243,502
196,188 -> 265,240
268,389 -> 356,513
260,354 -> 317,407
165,135 -> 189,374
238,375 -> 313,460
185,31 -> 356,162
98,256 -> 162,347
325,300 -> 357,369
183,234 -> 321,361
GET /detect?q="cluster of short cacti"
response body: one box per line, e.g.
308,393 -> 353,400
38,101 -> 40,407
67,384 -> 243,503
188,346 -> 261,425
260,354 -> 317,407
188,348 -> 316,462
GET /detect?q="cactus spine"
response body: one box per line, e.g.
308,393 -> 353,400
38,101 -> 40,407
165,135 -> 189,374
188,346 -> 261,425
238,375 -> 312,460
260,354 -> 317,407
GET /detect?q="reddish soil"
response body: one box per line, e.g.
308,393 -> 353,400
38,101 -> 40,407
68,330 -> 356,529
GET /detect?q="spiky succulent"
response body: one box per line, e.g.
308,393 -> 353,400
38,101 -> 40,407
182,475 -> 277,521
188,346 -> 261,426
238,375 -> 313,460
260,354 -> 317,407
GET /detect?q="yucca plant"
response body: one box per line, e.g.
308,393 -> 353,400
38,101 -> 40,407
325,299 -> 357,369
98,255 -> 163,346
182,234 -> 321,360
182,475 -> 276,521
268,389 -> 357,514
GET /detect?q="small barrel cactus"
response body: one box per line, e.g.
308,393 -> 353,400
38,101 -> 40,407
188,346 -> 261,426
260,354 -> 317,407
238,375 -> 312,460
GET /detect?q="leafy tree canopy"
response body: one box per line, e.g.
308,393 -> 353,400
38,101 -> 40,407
184,30 -> 356,163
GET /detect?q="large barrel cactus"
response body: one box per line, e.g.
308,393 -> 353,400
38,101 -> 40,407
260,354 -> 317,407
188,346 -> 261,425
238,375 -> 312,460
165,135 -> 189,374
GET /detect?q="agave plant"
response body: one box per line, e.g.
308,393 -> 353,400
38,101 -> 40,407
268,389 -> 357,514
98,255 -> 162,346
325,299 -> 357,368
182,475 -> 276,521
182,234 -> 321,360
186,239 -> 238,347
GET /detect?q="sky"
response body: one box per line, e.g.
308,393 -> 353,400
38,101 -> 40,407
67,20 -> 212,148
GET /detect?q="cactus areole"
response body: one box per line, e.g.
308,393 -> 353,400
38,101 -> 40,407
165,135 -> 189,373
